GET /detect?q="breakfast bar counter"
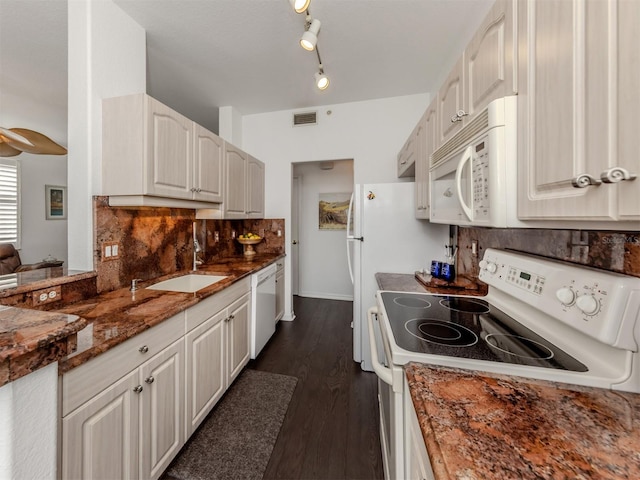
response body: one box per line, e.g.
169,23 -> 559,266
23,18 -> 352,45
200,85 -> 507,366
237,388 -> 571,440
405,362 -> 640,479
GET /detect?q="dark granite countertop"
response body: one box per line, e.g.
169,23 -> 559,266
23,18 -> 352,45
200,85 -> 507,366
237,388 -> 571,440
56,253 -> 284,373
0,254 -> 283,383
405,362 -> 640,480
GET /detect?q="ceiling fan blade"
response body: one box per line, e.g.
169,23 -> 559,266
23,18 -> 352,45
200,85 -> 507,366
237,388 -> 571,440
7,128 -> 67,155
0,127 -> 34,146
0,142 -> 22,157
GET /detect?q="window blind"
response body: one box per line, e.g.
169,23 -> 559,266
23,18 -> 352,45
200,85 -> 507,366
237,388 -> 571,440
0,160 -> 20,247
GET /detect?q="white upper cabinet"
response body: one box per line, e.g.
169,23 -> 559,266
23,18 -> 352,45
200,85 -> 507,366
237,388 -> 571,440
437,0 -> 517,148
438,57 -> 466,146
247,155 -> 265,218
414,107 -> 431,219
465,0 -> 517,117
517,0 -> 640,224
397,131 -> 417,178
193,123 -> 225,203
223,146 -> 265,219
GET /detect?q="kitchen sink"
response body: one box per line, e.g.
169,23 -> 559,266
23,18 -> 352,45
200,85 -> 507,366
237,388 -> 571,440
147,274 -> 227,293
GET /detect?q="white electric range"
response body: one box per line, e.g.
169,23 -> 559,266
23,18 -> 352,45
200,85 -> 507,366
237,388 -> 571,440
368,248 -> 640,480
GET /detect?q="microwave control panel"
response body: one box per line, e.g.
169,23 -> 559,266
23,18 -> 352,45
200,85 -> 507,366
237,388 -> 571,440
471,140 -> 490,219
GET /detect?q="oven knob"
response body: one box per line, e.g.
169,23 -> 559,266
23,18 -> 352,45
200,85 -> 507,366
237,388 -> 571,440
555,287 -> 576,306
479,260 -> 497,274
576,294 -> 599,315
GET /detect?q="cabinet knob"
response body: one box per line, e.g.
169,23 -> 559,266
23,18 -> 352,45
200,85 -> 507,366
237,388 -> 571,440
443,188 -> 453,197
571,173 -> 602,188
600,167 -> 637,184
145,376 -> 155,384
450,110 -> 468,123
133,385 -> 143,394
190,187 -> 196,192
197,188 -> 202,192
139,345 -> 149,354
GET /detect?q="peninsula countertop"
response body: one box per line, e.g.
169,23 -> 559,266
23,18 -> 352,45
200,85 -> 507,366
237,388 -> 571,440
405,362 -> 640,480
0,253 -> 283,382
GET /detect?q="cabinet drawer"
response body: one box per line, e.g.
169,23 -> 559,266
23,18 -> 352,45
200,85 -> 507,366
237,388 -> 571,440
186,278 -> 251,331
62,313 -> 184,416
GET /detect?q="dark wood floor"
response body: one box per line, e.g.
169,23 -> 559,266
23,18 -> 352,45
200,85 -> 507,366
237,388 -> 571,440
250,296 -> 384,480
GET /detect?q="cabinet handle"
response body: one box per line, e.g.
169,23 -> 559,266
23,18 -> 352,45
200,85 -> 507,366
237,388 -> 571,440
443,188 -> 453,197
229,314 -> 235,320
139,345 -> 149,354
190,187 -> 196,192
572,173 -> 602,188
450,110 -> 468,123
197,188 -> 202,192
133,385 -> 143,394
145,376 -> 155,384
600,167 -> 637,184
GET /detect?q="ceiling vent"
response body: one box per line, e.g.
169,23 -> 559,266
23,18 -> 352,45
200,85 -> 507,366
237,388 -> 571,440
293,111 -> 317,126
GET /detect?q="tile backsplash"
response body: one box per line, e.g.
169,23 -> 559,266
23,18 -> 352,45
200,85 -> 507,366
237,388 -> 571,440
94,196 -> 284,293
457,227 -> 640,280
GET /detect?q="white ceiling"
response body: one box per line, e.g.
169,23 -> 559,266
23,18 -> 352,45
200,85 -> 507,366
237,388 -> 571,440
1,0 -> 495,134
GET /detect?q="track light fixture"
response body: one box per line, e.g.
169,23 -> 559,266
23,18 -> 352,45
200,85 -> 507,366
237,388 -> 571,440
289,0 -> 310,14
300,17 -> 321,51
290,3 -> 330,91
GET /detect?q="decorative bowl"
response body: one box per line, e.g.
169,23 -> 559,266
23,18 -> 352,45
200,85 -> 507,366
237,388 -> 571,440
237,237 -> 262,256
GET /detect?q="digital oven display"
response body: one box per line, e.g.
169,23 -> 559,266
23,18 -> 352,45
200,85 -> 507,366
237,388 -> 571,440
475,142 -> 485,153
520,271 -> 532,281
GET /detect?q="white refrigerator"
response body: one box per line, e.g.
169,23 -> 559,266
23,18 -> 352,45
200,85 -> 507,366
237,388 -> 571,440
346,183 -> 449,372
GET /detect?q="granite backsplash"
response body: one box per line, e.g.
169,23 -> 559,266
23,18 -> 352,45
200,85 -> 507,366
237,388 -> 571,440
94,196 -> 285,293
457,227 -> 640,280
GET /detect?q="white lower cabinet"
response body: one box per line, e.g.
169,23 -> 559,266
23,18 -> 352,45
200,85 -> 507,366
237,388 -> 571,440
62,334 -> 184,480
62,278 -> 252,480
404,377 -> 435,480
185,278 -> 251,437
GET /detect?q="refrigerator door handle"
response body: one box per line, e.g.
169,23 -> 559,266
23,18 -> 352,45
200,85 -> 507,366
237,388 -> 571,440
346,192 -> 355,239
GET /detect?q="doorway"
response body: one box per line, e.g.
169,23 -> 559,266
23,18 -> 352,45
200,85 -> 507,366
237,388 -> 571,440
291,159 -> 354,300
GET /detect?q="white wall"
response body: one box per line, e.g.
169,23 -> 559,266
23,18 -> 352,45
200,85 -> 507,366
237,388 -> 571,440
242,93 -> 430,318
293,160 -> 354,300
19,156 -> 68,264
0,91 -> 68,265
68,0 -> 146,271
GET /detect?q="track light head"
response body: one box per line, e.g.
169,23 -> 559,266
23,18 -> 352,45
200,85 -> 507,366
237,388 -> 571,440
300,18 -> 321,51
289,0 -> 311,14
315,69 -> 329,90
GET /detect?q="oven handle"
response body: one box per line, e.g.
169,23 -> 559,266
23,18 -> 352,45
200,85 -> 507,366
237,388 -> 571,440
367,306 -> 393,386
455,145 -> 474,221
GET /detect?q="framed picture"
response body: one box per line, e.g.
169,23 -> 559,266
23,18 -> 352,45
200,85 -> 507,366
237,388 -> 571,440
318,192 -> 351,230
45,185 -> 67,220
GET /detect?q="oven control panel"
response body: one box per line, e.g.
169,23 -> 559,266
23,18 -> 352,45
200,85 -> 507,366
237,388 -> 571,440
479,248 -> 640,351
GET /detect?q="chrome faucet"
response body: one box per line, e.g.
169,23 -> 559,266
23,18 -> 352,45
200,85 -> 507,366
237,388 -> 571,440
193,222 -> 203,271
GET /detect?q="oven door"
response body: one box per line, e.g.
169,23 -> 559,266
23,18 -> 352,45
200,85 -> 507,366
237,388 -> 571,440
368,306 -> 405,480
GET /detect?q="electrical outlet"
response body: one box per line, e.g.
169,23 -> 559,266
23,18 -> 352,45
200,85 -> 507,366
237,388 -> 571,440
231,230 -> 236,239
214,231 -> 219,242
102,242 -> 120,261
32,286 -> 62,306
277,230 -> 282,237
259,228 -> 265,237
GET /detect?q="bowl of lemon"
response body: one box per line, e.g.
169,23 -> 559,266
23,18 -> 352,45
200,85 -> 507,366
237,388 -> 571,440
237,232 -> 262,256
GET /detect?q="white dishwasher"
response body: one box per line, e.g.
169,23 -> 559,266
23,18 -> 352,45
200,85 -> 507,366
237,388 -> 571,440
250,263 -> 277,359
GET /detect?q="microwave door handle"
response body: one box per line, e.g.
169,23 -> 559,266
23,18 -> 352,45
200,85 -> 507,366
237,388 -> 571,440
455,145 -> 474,220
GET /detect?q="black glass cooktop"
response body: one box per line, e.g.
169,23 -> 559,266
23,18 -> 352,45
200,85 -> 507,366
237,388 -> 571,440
380,292 -> 588,372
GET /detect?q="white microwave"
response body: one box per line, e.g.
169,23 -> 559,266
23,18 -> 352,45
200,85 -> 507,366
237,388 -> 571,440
429,96 -> 525,228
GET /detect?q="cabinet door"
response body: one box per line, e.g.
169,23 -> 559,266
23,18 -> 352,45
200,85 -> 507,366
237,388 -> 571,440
616,0 -> 640,219
227,292 -> 251,386
194,124 -> 225,203
414,109 -> 429,219
61,370 -> 139,480
397,133 -> 416,178
247,155 -> 265,218
438,57 -> 466,146
146,96 -> 193,199
185,309 -> 226,437
517,0 -> 639,221
224,144 -> 248,218
465,0 -> 517,117
139,340 -> 184,480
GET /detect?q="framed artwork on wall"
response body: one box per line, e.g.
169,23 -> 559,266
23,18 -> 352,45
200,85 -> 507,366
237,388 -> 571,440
318,192 -> 350,230
45,185 -> 67,220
